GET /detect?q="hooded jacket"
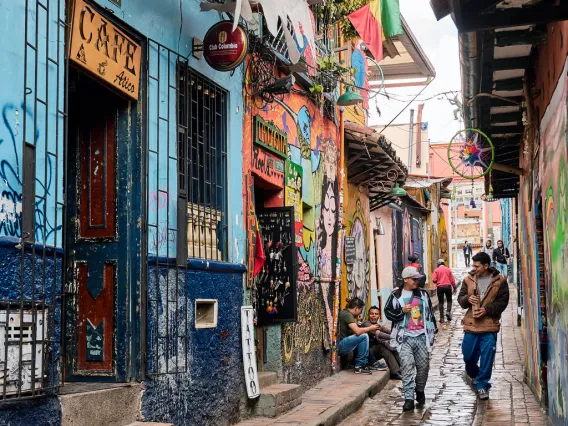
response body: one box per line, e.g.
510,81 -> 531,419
458,269 -> 509,333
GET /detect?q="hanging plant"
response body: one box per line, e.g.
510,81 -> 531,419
312,0 -> 370,41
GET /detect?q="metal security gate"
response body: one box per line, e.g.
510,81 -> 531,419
145,40 -> 228,375
0,0 -> 66,401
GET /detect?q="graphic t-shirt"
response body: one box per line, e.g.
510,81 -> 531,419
337,309 -> 356,341
397,289 -> 425,337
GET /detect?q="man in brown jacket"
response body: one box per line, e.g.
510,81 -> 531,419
458,252 -> 509,401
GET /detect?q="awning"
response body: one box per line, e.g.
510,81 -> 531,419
344,121 -> 408,211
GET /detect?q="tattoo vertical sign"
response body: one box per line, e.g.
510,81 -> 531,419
241,306 -> 260,398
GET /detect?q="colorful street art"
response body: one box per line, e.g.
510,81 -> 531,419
518,173 -> 544,400
341,191 -> 371,314
243,80 -> 340,385
535,57 -> 568,425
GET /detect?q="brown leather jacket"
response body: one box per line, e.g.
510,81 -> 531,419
458,270 -> 509,333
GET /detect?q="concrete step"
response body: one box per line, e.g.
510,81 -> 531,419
258,371 -> 278,389
60,383 -> 142,426
254,383 -> 302,418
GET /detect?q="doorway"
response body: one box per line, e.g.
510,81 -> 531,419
63,69 -> 133,382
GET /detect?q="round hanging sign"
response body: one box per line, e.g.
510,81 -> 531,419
203,21 -> 248,72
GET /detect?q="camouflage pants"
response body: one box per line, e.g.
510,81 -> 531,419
398,334 -> 430,400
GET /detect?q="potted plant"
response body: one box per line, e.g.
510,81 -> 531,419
317,55 -> 354,92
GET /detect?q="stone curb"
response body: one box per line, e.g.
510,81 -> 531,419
301,371 -> 391,426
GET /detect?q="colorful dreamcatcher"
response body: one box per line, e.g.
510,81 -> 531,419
447,128 -> 495,180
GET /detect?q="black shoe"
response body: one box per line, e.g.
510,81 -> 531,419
390,372 -> 402,380
415,390 -> 426,405
478,389 -> 489,400
446,313 -> 452,321
439,316 -> 445,323
402,399 -> 415,411
354,366 -> 372,375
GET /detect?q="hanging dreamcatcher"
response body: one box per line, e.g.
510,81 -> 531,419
447,128 -> 495,180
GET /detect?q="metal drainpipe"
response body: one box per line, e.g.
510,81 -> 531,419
459,32 -> 480,128
408,109 -> 414,174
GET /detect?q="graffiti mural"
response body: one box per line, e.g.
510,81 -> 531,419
0,103 -> 63,246
243,79 -> 340,386
341,191 -> 371,314
519,173 -> 544,400
537,57 -> 568,425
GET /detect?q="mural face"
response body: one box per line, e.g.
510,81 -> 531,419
243,76 -> 340,386
536,57 -> 568,425
342,195 -> 371,313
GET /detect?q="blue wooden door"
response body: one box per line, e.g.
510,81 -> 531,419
65,73 -> 129,381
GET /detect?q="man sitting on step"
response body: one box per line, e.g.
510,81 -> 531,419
359,306 -> 403,380
337,297 -> 382,374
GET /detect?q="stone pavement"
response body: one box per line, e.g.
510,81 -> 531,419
339,277 -> 550,426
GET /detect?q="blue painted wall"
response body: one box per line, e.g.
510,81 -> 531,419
143,262 -> 244,426
97,0 -> 247,423
0,0 -> 64,422
92,0 -> 246,262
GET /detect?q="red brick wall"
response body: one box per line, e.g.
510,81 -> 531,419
534,22 -> 568,121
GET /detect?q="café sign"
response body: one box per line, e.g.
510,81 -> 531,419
69,0 -> 141,100
203,21 -> 248,72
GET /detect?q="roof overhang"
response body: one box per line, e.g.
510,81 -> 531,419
344,121 -> 409,211
452,1 -> 560,198
368,16 -> 436,88
431,0 -> 568,33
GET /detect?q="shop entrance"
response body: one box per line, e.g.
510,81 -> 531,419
63,69 -> 132,382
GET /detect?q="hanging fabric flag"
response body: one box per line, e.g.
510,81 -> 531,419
381,0 -> 403,38
348,0 -> 383,62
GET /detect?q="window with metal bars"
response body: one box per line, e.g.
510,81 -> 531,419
177,64 -> 228,261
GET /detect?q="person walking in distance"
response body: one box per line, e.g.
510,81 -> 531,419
480,239 -> 495,267
385,267 -> 438,411
463,241 -> 473,267
458,252 -> 509,401
493,240 -> 510,278
432,259 -> 456,323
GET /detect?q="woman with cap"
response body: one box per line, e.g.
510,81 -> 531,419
431,259 -> 457,323
385,266 -> 438,412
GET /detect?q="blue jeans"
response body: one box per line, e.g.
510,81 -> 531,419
462,332 -> 497,391
496,262 -> 508,277
338,334 -> 369,368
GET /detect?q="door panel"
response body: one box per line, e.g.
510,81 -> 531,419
76,262 -> 115,373
79,110 -> 116,239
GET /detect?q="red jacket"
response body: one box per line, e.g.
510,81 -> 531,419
432,265 -> 456,291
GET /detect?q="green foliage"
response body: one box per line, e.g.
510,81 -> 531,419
312,0 -> 370,41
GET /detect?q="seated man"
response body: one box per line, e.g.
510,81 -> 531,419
360,306 -> 402,380
337,297 -> 380,374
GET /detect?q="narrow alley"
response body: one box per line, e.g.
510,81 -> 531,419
339,270 -> 550,426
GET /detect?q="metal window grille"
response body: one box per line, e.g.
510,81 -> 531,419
0,0 -> 66,402
177,64 -> 228,261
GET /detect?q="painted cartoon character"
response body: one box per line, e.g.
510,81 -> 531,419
407,298 -> 424,331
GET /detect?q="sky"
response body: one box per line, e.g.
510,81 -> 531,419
368,0 -> 462,145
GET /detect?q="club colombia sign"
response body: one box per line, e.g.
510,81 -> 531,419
203,21 -> 248,72
69,0 -> 141,100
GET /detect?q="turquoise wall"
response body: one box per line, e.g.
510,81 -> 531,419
92,0 -> 246,262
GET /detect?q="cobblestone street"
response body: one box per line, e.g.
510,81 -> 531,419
339,275 -> 550,426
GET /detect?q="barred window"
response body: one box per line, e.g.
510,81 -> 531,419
177,64 -> 228,261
